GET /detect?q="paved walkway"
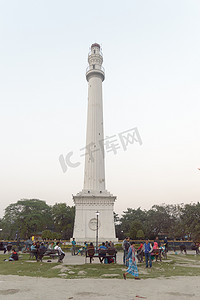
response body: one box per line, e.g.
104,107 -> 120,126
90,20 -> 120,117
61,251 -> 124,265
46,250 -> 197,265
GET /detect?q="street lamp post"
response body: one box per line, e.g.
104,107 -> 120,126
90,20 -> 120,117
95,211 -> 100,251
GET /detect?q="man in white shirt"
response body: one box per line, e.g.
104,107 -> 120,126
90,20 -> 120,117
54,242 -> 65,263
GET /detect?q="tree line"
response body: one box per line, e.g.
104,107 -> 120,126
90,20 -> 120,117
115,203 -> 200,241
0,199 -> 199,241
0,199 -> 75,240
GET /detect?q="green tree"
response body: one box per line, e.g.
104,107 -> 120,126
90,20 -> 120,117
180,202 -> 200,240
129,220 -> 144,239
2,199 -> 52,239
145,205 -> 176,239
41,230 -> 53,239
42,230 -> 61,240
51,203 -> 75,239
120,208 -> 147,237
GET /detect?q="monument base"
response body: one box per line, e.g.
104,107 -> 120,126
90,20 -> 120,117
72,192 -> 118,244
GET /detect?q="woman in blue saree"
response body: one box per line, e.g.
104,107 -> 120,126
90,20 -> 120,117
123,241 -> 140,280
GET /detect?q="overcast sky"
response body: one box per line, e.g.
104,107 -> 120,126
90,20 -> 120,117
0,0 -> 200,218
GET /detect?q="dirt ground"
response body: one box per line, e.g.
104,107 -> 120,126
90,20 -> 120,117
0,252 -> 200,300
0,274 -> 200,300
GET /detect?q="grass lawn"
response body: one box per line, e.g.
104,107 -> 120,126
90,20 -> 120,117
0,253 -> 199,279
0,254 -> 60,278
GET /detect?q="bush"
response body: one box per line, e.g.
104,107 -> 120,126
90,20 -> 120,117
114,243 -> 123,251
42,230 -> 61,240
136,229 -> 145,239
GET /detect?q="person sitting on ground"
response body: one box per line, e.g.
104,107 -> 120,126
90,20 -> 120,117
9,249 -> 19,261
99,242 -> 107,263
54,242 -> 65,263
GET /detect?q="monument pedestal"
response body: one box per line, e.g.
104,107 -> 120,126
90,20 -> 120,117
73,191 -> 118,243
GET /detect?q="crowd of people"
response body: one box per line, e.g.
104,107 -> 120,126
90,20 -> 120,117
0,241 -> 19,261
122,236 -> 169,280
1,236 -> 199,269
0,241 -> 13,254
29,240 -> 65,262
191,241 -> 200,255
71,238 -> 117,264
1,239 -> 65,263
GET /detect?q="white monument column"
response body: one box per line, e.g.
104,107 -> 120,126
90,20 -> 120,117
72,43 -> 118,243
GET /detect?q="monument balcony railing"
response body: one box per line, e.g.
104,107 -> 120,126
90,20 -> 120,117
88,50 -> 103,57
86,65 -> 105,73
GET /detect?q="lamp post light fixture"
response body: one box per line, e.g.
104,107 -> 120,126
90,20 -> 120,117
95,211 -> 100,251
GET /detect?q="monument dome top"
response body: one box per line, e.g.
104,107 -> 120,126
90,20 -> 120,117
91,43 -> 100,49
